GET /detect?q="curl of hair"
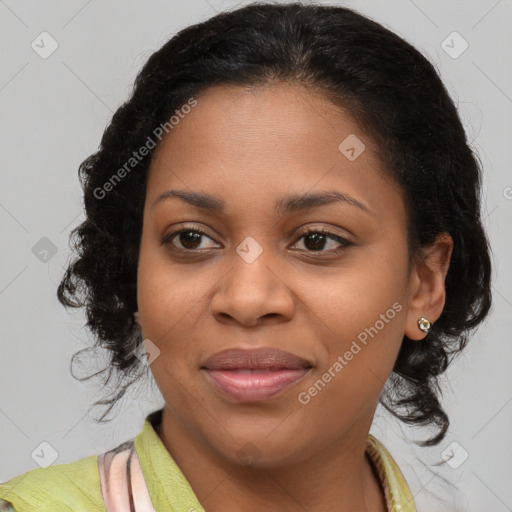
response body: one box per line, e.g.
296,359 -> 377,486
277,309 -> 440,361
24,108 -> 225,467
57,2 -> 492,446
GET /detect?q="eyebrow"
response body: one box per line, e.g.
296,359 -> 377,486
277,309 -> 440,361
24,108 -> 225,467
151,189 -> 375,217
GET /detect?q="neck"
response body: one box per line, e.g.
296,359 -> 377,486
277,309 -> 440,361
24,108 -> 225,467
154,407 -> 387,512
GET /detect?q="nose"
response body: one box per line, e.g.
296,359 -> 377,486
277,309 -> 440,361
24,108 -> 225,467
210,246 -> 295,328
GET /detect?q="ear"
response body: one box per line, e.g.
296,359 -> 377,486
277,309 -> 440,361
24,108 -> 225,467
404,233 -> 453,340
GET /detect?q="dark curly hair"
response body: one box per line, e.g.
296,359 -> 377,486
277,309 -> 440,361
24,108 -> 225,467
57,1 -> 492,447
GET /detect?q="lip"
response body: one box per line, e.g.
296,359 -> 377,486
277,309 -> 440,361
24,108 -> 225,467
201,347 -> 312,402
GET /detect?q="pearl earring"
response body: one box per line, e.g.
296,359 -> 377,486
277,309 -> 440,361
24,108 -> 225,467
417,317 -> 431,333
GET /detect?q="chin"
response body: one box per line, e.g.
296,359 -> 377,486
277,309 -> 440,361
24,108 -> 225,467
205,427 -> 313,469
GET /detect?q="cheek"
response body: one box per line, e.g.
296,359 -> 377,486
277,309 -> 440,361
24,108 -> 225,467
136,256 -> 201,402
324,254 -> 406,333
136,237 -> 195,352
324,282 -> 406,355
316,250 -> 408,388
295,301 -> 406,440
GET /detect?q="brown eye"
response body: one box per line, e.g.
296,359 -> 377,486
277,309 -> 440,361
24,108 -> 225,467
161,227 -> 219,251
292,228 -> 354,254
302,232 -> 330,251
174,230 -> 203,250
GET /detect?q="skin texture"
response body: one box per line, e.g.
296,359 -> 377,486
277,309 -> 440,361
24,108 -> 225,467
136,83 -> 453,512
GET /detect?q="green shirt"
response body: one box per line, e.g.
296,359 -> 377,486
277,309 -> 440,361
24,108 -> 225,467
0,409 -> 416,511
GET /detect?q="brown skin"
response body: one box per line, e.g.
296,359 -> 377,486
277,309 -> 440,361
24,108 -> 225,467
136,83 -> 453,511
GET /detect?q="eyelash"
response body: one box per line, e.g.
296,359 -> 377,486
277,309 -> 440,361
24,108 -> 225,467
161,224 -> 355,256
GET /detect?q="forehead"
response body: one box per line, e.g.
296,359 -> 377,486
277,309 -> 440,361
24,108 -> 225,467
153,82 -> 371,162
146,82 -> 406,226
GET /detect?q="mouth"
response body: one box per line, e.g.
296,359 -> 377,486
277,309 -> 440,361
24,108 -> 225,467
201,347 -> 312,402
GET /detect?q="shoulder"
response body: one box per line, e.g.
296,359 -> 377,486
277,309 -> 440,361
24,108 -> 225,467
0,454 -> 105,511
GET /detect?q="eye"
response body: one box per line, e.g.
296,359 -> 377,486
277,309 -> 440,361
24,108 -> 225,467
161,226 -> 219,251
161,225 -> 355,255
291,227 -> 355,254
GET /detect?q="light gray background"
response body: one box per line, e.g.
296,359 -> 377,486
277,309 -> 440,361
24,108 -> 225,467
1,1 -> 511,510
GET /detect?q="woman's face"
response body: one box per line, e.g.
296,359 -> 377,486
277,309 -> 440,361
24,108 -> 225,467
137,82 -> 421,466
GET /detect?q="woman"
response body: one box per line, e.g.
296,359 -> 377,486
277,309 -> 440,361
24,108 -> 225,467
0,2 -> 492,511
